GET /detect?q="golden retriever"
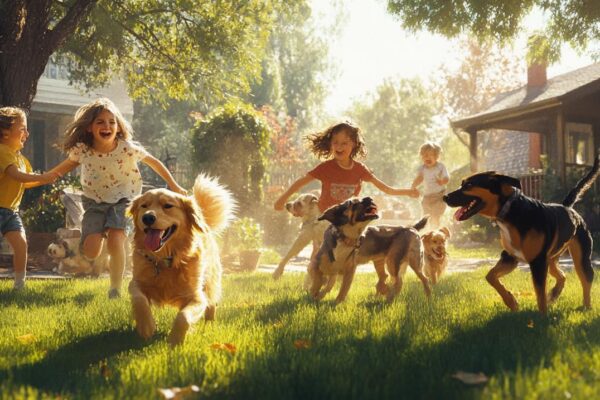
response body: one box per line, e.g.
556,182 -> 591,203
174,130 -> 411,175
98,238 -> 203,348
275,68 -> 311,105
422,227 -> 450,284
128,174 -> 234,345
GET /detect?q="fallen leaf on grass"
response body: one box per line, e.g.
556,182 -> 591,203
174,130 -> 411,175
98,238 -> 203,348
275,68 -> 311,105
451,371 -> 489,385
210,342 -> 237,354
16,334 -> 36,344
293,339 -> 311,350
100,361 -> 112,379
527,320 -> 535,328
157,385 -> 200,400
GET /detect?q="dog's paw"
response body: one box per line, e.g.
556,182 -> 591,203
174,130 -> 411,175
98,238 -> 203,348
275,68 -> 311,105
376,281 -> 388,296
272,266 -> 284,280
168,313 -> 191,346
136,319 -> 156,340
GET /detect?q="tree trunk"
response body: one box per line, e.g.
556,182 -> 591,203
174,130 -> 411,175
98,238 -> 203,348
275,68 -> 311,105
0,0 -> 97,109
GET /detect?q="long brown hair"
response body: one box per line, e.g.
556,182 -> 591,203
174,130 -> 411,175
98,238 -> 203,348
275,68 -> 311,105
305,120 -> 367,160
62,98 -> 133,151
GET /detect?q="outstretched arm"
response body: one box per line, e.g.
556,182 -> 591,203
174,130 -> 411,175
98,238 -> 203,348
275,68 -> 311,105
274,174 -> 316,210
5,164 -> 59,188
369,175 -> 419,198
141,155 -> 187,195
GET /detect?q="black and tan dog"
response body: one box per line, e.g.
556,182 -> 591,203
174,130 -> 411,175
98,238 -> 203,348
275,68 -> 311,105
308,197 -> 431,303
444,154 -> 600,314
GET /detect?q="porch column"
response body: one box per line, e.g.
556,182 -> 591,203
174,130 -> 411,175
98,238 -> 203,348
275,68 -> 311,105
467,128 -> 478,172
556,111 -> 566,183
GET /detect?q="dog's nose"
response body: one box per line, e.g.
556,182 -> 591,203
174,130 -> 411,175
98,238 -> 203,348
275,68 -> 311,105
442,195 -> 448,202
142,213 -> 156,226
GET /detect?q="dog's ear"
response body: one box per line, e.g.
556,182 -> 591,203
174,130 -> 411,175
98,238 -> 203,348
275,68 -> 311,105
127,195 -> 142,218
309,194 -> 318,204
421,232 -> 433,241
180,197 -> 205,233
439,227 -> 451,238
59,239 -> 70,250
495,174 -> 521,190
318,202 -> 349,225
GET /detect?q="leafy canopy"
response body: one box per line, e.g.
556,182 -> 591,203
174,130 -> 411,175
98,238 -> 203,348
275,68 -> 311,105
386,0 -> 600,50
59,0 -> 275,105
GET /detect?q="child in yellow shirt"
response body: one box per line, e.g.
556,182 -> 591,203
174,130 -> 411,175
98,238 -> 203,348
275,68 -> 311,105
0,107 -> 58,289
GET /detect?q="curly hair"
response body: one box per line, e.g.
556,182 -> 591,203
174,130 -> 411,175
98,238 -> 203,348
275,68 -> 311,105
62,97 -> 133,152
305,120 -> 367,160
0,107 -> 27,134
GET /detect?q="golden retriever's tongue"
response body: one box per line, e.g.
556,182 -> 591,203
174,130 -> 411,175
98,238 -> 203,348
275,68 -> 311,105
144,229 -> 163,251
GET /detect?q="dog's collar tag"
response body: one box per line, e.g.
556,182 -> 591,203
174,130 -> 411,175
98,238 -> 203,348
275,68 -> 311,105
497,188 -> 521,220
138,250 -> 173,275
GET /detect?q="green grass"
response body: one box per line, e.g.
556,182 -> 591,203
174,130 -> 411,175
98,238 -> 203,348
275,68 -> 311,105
447,242 -> 502,260
1,269 -> 600,399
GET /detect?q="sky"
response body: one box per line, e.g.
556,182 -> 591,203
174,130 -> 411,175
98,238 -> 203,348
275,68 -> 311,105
313,0 -> 595,116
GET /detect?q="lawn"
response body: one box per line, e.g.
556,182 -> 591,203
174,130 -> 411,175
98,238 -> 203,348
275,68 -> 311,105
1,268 -> 600,399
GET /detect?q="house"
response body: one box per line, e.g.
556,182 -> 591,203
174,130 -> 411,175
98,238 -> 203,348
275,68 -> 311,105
23,58 -> 133,172
451,62 -> 600,185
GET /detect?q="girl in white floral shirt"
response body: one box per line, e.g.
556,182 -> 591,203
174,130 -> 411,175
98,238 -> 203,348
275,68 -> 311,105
51,98 -> 186,298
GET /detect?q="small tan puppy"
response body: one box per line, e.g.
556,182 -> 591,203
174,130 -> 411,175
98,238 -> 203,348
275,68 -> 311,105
128,174 -> 234,346
422,227 -> 450,284
272,193 -> 329,280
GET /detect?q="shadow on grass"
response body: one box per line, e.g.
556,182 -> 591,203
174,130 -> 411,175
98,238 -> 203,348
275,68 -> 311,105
0,329 -> 154,397
209,303 -> 560,400
0,281 -> 96,307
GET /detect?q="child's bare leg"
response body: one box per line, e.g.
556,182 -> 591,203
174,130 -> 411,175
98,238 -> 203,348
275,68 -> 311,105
4,231 -> 27,289
106,228 -> 126,297
82,232 -> 105,259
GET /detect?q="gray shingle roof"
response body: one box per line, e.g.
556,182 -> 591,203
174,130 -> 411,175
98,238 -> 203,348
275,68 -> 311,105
454,62 -> 600,124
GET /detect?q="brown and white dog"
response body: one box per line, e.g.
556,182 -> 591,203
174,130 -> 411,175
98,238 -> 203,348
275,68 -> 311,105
47,239 -> 109,276
422,227 -> 450,285
308,197 -> 431,303
272,193 -> 329,280
444,153 -> 599,313
128,174 -> 234,345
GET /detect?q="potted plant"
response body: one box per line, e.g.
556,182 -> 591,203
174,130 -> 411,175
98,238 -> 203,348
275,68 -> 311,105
228,217 -> 263,271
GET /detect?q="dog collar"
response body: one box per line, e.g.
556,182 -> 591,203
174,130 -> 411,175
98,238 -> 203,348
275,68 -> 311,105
136,249 -> 173,276
496,188 -> 521,220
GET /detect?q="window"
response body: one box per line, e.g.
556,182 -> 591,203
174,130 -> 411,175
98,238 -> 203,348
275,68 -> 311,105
43,56 -> 70,80
565,123 -> 594,165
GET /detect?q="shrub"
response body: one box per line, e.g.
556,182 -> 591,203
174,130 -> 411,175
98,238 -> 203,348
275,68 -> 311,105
191,102 -> 272,213
21,176 -> 81,233
226,217 -> 264,253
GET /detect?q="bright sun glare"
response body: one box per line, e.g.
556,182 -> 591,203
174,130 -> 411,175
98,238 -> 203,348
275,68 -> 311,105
313,0 -> 594,116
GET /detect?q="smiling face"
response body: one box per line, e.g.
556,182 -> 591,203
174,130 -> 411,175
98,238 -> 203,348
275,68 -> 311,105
422,228 -> 449,260
330,130 -> 355,164
130,189 -> 202,253
88,109 -> 119,152
443,172 -> 521,221
1,116 -> 28,151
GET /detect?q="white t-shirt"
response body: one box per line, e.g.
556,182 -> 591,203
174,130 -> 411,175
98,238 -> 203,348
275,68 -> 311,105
68,140 -> 149,203
416,162 -> 449,195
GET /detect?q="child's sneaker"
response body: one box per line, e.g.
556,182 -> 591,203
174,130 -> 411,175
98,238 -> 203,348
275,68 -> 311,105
108,288 -> 120,299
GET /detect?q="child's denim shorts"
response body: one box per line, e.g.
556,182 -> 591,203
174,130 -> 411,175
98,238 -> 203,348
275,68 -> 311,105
80,196 -> 131,243
0,207 -> 25,235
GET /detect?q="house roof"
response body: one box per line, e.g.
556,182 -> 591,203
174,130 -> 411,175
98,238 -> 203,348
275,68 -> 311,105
452,62 -> 600,130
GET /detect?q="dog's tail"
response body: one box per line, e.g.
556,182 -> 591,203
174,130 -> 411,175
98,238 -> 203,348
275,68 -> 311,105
192,173 -> 236,233
413,216 -> 429,231
562,152 -> 600,207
